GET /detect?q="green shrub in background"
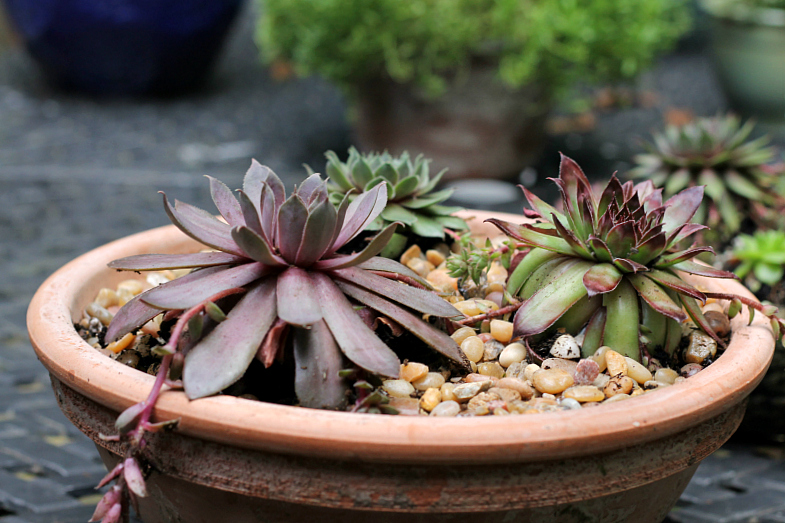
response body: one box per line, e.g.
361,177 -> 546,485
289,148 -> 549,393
256,0 -> 691,98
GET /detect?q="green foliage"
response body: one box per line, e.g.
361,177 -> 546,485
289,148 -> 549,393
733,230 -> 785,291
446,233 -> 517,287
631,115 -> 784,242
257,0 -> 691,97
320,148 -> 468,255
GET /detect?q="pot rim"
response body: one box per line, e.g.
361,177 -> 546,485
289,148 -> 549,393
27,211 -> 775,464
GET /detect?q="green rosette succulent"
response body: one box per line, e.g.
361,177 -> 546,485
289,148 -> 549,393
631,116 -> 784,240
732,230 -> 785,292
105,162 -> 467,410
321,148 -> 468,257
490,154 -> 737,362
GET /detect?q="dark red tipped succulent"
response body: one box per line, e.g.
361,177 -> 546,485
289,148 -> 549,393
490,154 -> 738,362
106,161 -> 467,409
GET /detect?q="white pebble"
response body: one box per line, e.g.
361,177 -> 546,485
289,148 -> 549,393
412,372 -> 446,391
560,398 -> 582,410
499,343 -> 526,368
382,379 -> 414,398
430,401 -> 461,417
550,334 -> 580,359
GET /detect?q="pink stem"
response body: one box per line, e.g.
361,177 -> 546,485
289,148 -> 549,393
455,301 -> 523,325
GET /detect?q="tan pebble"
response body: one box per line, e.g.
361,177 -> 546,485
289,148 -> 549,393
419,388 -> 442,412
605,350 -> 628,376
468,392 -> 501,411
488,387 -> 521,404
430,400 -> 461,417
643,380 -> 671,390
493,406 -> 511,415
630,387 -> 645,397
412,372 -> 446,391
461,336 -> 485,363
624,357 -> 653,385
454,300 -> 483,317
388,397 -> 420,416
589,346 -> 610,372
464,373 -> 498,384
504,361 -> 525,380
490,320 -> 514,344
482,340 -> 505,361
453,382 -> 485,401
532,369 -> 574,394
116,287 -> 136,306
427,268 -> 458,292
705,310 -> 731,338
593,373 -> 610,389
407,258 -> 435,277
117,279 -> 145,295
496,378 -> 534,400
684,331 -> 717,364
382,379 -> 415,398
440,383 -> 458,402
541,358 -> 578,377
426,249 -> 446,267
400,244 -> 423,267
106,333 -> 135,354
523,363 -> 541,382
550,334 -> 581,359
654,368 -> 679,384
680,363 -> 703,377
141,316 -> 162,336
477,362 -> 505,379
470,361 -> 477,373
499,343 -> 526,368
486,262 -> 508,283
86,302 -> 113,326
604,393 -> 631,403
451,327 -> 477,345
95,288 -> 119,308
146,272 -> 170,287
563,385 -> 605,403
478,332 -> 494,342
674,376 -> 687,384
400,362 -> 429,382
603,375 -> 634,397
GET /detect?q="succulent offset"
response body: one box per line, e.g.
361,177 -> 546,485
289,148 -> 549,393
490,154 -> 737,362
631,116 -> 785,240
105,161 -> 467,410
321,148 -> 468,255
732,230 -> 785,291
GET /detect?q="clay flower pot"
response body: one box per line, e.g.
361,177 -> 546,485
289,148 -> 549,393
27,211 -> 775,523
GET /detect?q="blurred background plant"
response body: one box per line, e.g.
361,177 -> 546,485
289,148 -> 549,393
732,230 -> 785,293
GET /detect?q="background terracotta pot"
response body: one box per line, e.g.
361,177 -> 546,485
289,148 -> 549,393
27,211 -> 775,523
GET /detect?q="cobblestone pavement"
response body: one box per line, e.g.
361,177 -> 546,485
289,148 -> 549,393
0,4 -> 783,522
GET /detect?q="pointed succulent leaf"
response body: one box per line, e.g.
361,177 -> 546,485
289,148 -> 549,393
311,272 -> 400,378
627,274 -> 688,322
601,279 -> 641,359
667,223 -> 708,249
513,261 -> 593,337
351,157 -> 375,189
605,220 -> 636,258
661,186 -> 704,234
337,281 -> 470,369
582,263 -> 623,296
293,321 -> 348,410
231,226 -> 286,266
333,183 -> 387,249
142,262 -> 269,310
394,175 -> 421,199
436,215 -> 470,230
108,252 -> 243,271
376,163 -> 398,185
325,151 -> 354,192
89,485 -> 121,523
697,169 -> 727,202
507,248 -> 561,296
487,219 -> 574,255
276,267 -> 322,327
237,190 -> 264,238
297,173 -> 325,204
587,237 -> 614,263
380,203 -> 418,225
630,232 -> 667,265
207,176 -> 244,227
671,260 -> 738,279
162,194 -> 243,256
276,194 -> 309,263
123,457 -> 147,498
333,266 -> 460,318
656,246 -> 715,267
355,256 -> 431,289
400,189 -> 454,209
184,279 -> 277,399
114,402 -> 146,434
243,160 -> 282,210
315,222 -> 400,271
644,269 -> 707,301
410,215 -> 446,238
521,186 -> 567,223
612,257 -> 648,274
552,214 -> 592,258
296,198 -> 338,266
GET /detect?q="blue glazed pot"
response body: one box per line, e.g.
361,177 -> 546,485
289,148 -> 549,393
3,0 -> 243,96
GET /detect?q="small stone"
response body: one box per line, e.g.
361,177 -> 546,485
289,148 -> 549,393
427,268 -> 459,293
624,357 -> 653,385
504,361 -> 526,380
574,359 -> 600,385
400,362 -> 429,383
603,375 -> 635,397
499,343 -> 526,368
593,373 -> 610,389
496,377 -> 534,400
477,362 -> 505,379
588,346 -> 611,372
425,249 -> 446,267
117,279 -> 145,295
461,336 -> 485,363
560,398 -> 582,410
674,376 -> 687,384
440,383 -> 458,402
468,392 -> 502,412
464,373 -> 497,384
604,393 -> 631,403
684,331 -> 717,364
654,368 -> 679,384
454,382 -> 485,401
451,326 -> 477,345
680,363 -> 703,377
430,400 -> 461,417
490,320 -> 514,344
407,258 -> 435,277
549,334 -> 581,359
643,380 -> 671,390
482,340 -> 505,361
412,372 -> 446,391
532,369 -> 574,394
488,387 -> 521,404
388,397 -> 420,415
419,388 -> 442,412
630,387 -> 645,397
382,379 -> 415,398
604,350 -> 628,376
704,310 -> 730,336
400,244 -> 423,266
523,363 -> 541,381
541,358 -> 579,377
563,385 -> 605,403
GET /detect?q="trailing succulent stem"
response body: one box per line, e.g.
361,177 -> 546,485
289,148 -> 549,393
490,153 -> 745,362
319,148 -> 468,257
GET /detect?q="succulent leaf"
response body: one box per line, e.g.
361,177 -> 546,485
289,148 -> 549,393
162,194 -> 243,256
276,267 -> 322,327
208,176 -> 245,228
108,252 -> 243,271
293,320 -> 348,410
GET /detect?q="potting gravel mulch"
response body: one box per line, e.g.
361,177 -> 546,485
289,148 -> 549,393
0,2 -> 784,521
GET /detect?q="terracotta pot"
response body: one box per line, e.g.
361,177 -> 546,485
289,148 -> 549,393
353,69 -> 549,182
27,211 -> 775,523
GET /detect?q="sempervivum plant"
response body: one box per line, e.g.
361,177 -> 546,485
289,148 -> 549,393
106,162 -> 467,409
321,148 -> 468,255
490,154 -> 739,362
630,115 -> 785,240
732,230 -> 785,292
